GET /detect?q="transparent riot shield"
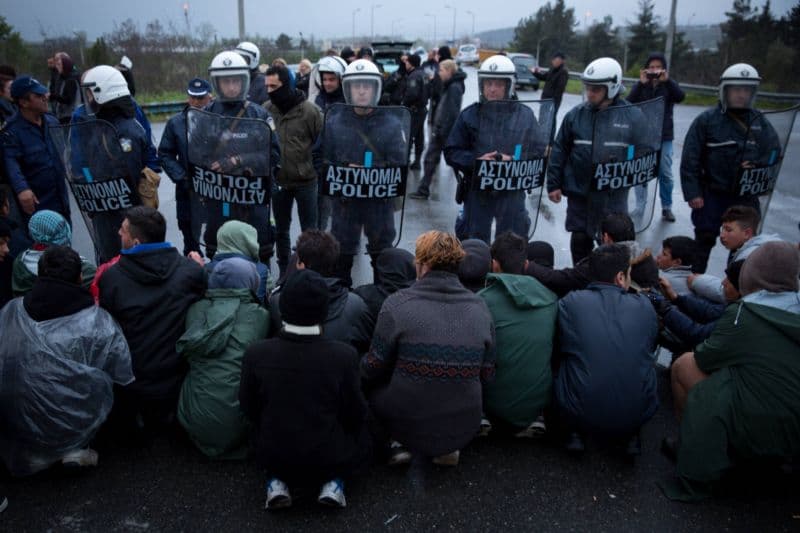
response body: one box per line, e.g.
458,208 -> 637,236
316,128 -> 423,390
590,97 -> 664,236
320,103 -> 411,256
185,108 -> 272,260
733,104 -> 799,235
50,119 -> 140,263
466,99 -> 555,241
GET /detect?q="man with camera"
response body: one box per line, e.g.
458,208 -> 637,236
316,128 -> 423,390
627,52 -> 685,223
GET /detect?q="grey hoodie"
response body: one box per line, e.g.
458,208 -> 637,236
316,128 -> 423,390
692,233 -> 782,303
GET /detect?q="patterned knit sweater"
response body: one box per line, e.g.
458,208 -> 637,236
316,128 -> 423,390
362,270 -> 495,456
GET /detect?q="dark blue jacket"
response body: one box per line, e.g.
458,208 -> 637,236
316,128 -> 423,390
315,87 -> 345,112
432,70 -> 466,141
1,112 -> 70,217
554,283 -> 659,436
546,97 -> 640,197
72,101 -> 160,172
662,293 -> 726,349
444,101 -> 545,178
158,106 -> 192,220
626,79 -> 685,141
680,104 -> 781,201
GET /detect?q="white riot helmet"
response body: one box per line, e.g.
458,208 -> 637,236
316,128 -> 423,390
208,51 -> 251,103
318,56 -> 347,80
342,59 -> 382,107
719,63 -> 761,112
81,65 -> 130,105
477,55 -> 516,101
235,41 -> 260,71
581,57 -> 623,100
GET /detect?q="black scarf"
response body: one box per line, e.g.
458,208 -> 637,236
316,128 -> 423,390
269,83 -> 299,114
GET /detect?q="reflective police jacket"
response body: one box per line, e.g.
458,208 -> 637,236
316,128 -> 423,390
680,104 -> 781,201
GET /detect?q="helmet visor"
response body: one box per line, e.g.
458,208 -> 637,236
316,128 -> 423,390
212,72 -> 250,103
343,76 -> 381,107
723,84 -> 757,111
478,75 -> 513,102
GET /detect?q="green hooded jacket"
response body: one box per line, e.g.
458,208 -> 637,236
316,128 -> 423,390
661,296 -> 800,501
177,288 -> 269,459
479,273 -> 558,428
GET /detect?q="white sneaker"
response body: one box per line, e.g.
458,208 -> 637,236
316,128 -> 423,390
265,478 -> 292,510
387,440 -> 412,466
478,417 -> 492,437
318,479 -> 346,508
61,448 -> 99,468
432,450 -> 460,466
515,415 -> 547,438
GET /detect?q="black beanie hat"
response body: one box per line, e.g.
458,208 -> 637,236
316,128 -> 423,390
725,259 -> 745,293
527,241 -> 555,268
458,239 -> 491,292
407,54 -> 421,68
280,269 -> 329,326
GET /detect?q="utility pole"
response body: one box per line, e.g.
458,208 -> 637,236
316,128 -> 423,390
425,13 -> 437,45
237,0 -> 245,40
444,4 -> 456,44
665,0 -> 678,67
371,4 -> 382,42
466,10 -> 475,39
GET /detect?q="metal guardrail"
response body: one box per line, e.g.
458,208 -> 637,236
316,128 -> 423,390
566,71 -> 800,103
140,101 -> 185,116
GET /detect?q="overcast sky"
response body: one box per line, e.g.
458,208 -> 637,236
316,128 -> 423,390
2,0 -> 795,43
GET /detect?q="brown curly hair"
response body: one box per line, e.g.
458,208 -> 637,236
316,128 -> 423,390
415,230 -> 466,273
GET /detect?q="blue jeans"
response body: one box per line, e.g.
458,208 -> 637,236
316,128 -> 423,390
635,140 -> 674,209
272,182 -> 318,273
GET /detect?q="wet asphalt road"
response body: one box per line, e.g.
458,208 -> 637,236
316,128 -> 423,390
4,68 -> 799,531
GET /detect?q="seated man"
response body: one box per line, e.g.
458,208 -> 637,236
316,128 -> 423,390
458,239 -> 492,293
689,206 -> 780,303
99,206 -> 206,439
0,246 -> 133,476
363,230 -> 495,467
240,269 -> 370,510
12,209 -> 95,295
479,232 -> 558,437
177,258 -> 269,459
665,241 -> 800,502
354,248 -> 416,326
656,236 -> 697,296
268,230 -> 372,354
554,244 -> 659,455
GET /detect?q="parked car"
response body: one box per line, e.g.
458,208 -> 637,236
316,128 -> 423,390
372,41 -> 414,78
455,44 -> 479,65
507,53 -> 540,92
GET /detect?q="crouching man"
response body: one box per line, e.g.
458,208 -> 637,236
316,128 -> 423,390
0,246 -> 133,475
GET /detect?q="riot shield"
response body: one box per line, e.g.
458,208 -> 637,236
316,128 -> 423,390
733,105 -> 799,234
467,99 -> 555,241
590,97 -> 664,235
185,108 -> 272,260
49,118 -> 140,263
320,103 -> 411,254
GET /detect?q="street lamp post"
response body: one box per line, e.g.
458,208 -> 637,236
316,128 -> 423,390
444,4 -> 456,45
299,31 -> 304,60
371,4 -> 382,42
425,13 -> 437,45
352,8 -> 361,46
466,10 -> 475,39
